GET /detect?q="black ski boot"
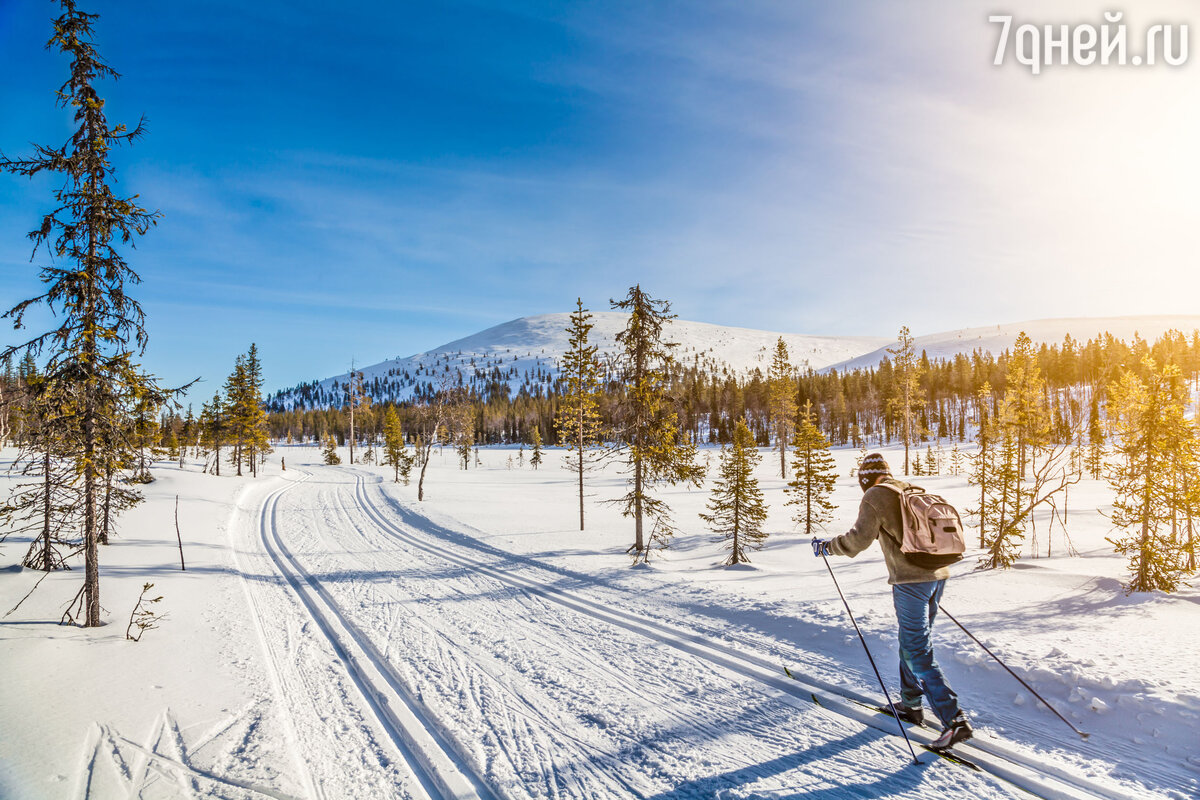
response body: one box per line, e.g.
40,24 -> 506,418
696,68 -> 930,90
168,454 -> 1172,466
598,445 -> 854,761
885,704 -> 925,726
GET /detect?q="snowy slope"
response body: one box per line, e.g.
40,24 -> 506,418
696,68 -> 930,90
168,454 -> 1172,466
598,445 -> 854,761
271,313 -> 888,408
273,313 -> 1200,409
828,315 -> 1200,372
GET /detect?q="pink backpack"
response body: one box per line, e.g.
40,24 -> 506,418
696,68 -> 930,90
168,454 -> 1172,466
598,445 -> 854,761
878,483 -> 966,568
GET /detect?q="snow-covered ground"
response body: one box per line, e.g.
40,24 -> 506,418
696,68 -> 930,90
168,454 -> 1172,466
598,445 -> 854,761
1,443 -> 1196,799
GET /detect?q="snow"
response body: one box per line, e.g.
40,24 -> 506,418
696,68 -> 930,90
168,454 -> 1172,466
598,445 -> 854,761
1,443 -> 1197,799
273,313 -> 1200,410
275,313 -> 889,407
830,315 -> 1200,372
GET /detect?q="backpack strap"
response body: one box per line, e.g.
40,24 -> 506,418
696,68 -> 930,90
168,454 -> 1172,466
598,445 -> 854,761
870,481 -> 915,545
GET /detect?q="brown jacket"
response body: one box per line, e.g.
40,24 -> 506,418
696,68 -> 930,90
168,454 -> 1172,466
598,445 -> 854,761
828,477 -> 951,585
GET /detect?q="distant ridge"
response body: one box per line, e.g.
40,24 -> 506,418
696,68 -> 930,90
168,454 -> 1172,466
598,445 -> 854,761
828,315 -> 1200,373
268,313 -> 1200,409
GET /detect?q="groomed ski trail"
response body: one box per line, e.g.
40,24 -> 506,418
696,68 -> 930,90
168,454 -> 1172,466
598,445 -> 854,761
260,465 -> 1026,800
346,469 -> 1153,800
254,472 -> 498,800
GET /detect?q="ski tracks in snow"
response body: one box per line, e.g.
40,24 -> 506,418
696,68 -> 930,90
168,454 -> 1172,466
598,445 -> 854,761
239,466 -> 1031,800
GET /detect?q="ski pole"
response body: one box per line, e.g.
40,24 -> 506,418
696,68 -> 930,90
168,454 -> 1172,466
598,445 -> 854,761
940,608 -> 1089,740
820,552 -> 921,765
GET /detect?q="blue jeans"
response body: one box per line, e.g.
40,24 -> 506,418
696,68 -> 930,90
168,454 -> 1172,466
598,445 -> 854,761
892,580 -> 960,727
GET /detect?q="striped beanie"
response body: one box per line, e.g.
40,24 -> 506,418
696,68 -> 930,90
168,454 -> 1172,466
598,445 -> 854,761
858,452 -> 891,491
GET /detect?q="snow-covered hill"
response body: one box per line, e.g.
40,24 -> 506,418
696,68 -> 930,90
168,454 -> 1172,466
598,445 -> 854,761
271,313 -> 1200,408
828,315 -> 1200,372
270,313 -> 888,408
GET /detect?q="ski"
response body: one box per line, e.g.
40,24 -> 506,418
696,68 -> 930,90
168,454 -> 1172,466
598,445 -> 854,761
783,666 -> 982,772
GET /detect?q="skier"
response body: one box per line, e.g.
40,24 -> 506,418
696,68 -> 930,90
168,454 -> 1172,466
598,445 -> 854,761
812,452 -> 973,751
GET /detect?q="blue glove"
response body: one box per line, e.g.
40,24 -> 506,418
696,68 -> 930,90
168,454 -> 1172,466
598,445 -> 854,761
811,537 -> 831,557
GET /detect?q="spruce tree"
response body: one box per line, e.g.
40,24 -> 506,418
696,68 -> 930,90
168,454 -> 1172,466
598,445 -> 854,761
529,425 -> 543,470
382,406 -> 412,484
1105,357 -> 1194,592
767,337 -> 798,478
1,2 -> 166,625
2,372 -> 80,571
887,326 -> 923,474
786,400 -> 837,535
321,433 -> 342,465
241,344 -> 271,475
701,419 -> 768,565
554,299 -> 603,530
608,285 -> 703,562
343,366 -> 370,464
1086,392 -> 1104,479
199,392 -> 225,476
968,384 -> 994,547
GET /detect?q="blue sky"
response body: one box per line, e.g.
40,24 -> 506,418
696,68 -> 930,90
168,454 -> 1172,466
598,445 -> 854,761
2,1 -> 1198,401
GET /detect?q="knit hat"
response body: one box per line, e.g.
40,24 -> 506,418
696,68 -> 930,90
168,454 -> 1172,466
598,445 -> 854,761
858,452 -> 891,491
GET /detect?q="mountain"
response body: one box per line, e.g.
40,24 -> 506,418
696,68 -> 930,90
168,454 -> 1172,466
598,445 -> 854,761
269,313 -> 1200,409
269,313 -> 887,409
828,315 -> 1200,372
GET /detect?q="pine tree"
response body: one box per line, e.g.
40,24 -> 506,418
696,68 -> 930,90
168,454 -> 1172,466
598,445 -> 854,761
224,355 -> 249,476
1,2 -> 167,626
978,395 -> 1023,569
701,419 -> 768,565
968,384 -> 994,548
199,392 -> 225,476
529,425 -> 543,470
457,424 -> 474,470
554,299 -> 603,530
381,407 -> 413,483
786,400 -> 838,535
887,326 -> 923,474
321,432 -> 342,465
767,337 -> 798,478
2,371 -> 80,571
343,366 -> 370,464
924,445 -> 937,476
241,344 -> 271,475
128,386 -> 159,483
1086,391 -> 1104,479
1105,357 -> 1194,592
608,286 -> 703,562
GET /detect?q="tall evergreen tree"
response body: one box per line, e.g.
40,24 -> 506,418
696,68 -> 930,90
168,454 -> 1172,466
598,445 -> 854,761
242,344 -> 270,475
382,406 -> 413,484
887,326 -> 923,474
767,337 -> 798,478
554,299 -> 603,530
1,1 -> 165,625
343,366 -> 370,464
701,419 -> 768,565
1086,391 -> 1105,479
199,392 -> 225,476
529,425 -> 543,470
786,400 -> 838,535
1105,357 -> 1194,592
608,286 -> 703,562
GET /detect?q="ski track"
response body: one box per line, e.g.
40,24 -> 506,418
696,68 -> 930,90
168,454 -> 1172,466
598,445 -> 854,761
232,475 -> 437,799
254,474 -> 495,800
259,466 -> 1031,800
345,468 -> 1160,800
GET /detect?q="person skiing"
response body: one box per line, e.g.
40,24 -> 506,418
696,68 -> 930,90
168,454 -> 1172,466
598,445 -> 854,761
811,452 -> 973,751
